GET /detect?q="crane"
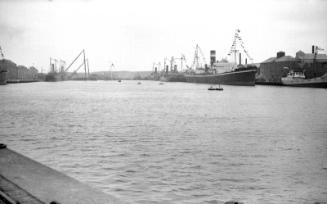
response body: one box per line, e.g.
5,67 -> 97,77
191,44 -> 207,70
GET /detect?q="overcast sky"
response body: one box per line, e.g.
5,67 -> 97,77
0,0 -> 326,72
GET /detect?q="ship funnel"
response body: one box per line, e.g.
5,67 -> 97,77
210,50 -> 216,67
277,51 -> 285,58
239,53 -> 242,65
312,45 -> 315,54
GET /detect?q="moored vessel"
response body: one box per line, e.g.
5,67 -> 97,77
281,71 -> 327,88
0,47 -> 7,85
185,68 -> 256,86
0,69 -> 7,85
158,29 -> 257,86
280,46 -> 327,88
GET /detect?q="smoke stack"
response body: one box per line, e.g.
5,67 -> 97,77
210,50 -> 216,67
312,45 -> 315,54
277,51 -> 285,58
245,58 -> 247,65
239,53 -> 242,65
51,63 -> 55,72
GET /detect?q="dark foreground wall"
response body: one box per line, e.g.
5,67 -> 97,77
0,144 -> 126,204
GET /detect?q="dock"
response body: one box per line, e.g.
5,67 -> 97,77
0,144 -> 125,204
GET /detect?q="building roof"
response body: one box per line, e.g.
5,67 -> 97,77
261,57 -> 275,63
261,49 -> 327,64
276,56 -> 295,62
261,56 -> 295,63
296,53 -> 327,61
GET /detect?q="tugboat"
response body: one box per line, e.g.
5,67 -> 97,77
281,47 -> 327,88
281,70 -> 327,88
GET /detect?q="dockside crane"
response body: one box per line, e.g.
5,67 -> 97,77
64,49 -> 88,79
67,61 -> 86,79
191,44 -> 207,69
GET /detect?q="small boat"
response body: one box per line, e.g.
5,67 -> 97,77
118,79 -> 122,82
208,85 -> 223,91
159,82 -> 164,85
137,82 -> 141,85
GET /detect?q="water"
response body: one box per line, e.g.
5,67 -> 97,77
1,81 -> 327,204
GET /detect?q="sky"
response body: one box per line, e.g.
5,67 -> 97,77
0,0 -> 327,72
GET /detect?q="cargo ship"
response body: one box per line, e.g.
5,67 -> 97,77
159,29 -> 257,86
0,59 -> 7,85
0,69 -> 7,85
160,57 -> 257,86
0,47 -> 7,85
45,72 -> 65,81
184,66 -> 257,86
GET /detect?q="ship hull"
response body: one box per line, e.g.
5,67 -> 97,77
45,73 -> 65,82
0,71 -> 7,85
161,73 -> 187,82
281,75 -> 327,88
184,69 -> 256,86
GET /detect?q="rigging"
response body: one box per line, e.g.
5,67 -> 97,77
227,29 -> 253,64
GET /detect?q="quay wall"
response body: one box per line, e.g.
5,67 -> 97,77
0,144 -> 126,204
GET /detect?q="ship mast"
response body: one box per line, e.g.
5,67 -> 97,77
173,54 -> 187,72
227,29 -> 253,65
0,46 -> 4,60
110,63 -> 114,80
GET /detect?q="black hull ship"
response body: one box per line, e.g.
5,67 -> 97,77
184,68 -> 256,86
163,68 -> 256,86
158,30 -> 257,86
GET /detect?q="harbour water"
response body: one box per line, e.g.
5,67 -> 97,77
1,81 -> 327,204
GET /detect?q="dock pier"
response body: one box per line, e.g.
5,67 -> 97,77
0,144 -> 125,204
